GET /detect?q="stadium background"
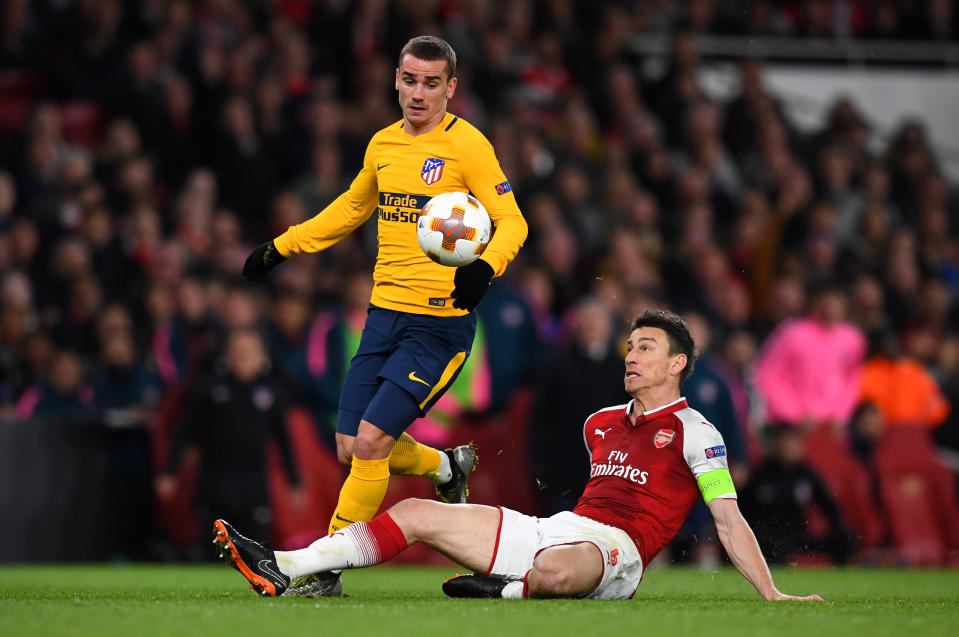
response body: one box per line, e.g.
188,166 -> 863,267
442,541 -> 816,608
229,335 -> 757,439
0,0 -> 957,569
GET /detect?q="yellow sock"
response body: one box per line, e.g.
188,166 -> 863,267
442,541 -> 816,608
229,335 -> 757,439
388,432 -> 443,478
328,455 -> 390,534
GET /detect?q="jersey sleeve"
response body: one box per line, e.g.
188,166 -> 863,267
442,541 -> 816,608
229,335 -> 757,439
683,419 -> 737,503
461,132 -> 527,277
273,141 -> 379,256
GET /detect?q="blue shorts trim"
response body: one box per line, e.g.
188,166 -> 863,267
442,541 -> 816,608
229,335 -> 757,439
337,306 -> 476,437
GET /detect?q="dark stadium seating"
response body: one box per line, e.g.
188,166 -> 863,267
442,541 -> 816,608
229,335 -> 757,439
875,428 -> 959,565
802,426 -> 884,550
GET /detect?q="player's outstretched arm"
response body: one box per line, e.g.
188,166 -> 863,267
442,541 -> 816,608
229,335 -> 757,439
708,497 -> 823,602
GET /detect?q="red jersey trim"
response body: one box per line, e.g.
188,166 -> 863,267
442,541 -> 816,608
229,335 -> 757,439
484,506 -> 505,576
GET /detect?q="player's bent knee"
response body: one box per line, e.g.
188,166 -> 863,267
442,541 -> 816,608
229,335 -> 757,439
335,439 -> 354,465
352,423 -> 396,460
529,545 -> 599,597
528,565 -> 575,596
386,498 -> 442,540
352,435 -> 392,460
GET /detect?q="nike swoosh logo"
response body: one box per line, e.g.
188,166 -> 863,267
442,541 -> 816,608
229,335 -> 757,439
377,163 -> 391,171
258,559 -> 284,582
334,513 -> 355,523
408,371 -> 430,386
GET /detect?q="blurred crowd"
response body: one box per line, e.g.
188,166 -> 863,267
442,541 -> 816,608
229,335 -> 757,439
1,0 -> 958,565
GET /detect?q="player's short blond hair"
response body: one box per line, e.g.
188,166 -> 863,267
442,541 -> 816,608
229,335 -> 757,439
398,35 -> 457,81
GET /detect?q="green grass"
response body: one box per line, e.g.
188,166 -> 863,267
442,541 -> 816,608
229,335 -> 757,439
1,564 -> 956,637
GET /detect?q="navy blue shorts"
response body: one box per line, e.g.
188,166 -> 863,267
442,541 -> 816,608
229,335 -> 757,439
337,306 -> 477,438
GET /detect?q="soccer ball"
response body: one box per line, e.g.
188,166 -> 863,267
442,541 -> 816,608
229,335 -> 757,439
416,191 -> 492,267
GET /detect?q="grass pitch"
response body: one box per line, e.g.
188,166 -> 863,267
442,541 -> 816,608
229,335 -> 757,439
1,564 -> 956,637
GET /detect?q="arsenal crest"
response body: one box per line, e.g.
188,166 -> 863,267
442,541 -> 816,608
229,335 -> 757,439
421,158 -> 445,185
653,428 -> 675,449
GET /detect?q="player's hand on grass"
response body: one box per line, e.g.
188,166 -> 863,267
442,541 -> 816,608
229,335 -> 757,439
768,591 -> 824,602
242,240 -> 287,281
451,259 -> 493,311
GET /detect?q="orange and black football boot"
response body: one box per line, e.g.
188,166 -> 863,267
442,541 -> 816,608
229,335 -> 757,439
212,519 -> 289,596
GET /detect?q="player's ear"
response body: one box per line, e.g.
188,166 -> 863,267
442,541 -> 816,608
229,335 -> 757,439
670,353 -> 687,377
395,68 -> 400,91
446,76 -> 457,100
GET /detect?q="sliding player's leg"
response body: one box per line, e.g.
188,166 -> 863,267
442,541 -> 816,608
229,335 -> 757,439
272,499 -> 500,582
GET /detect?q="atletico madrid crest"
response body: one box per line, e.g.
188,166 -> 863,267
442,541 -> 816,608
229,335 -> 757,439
653,429 -> 675,449
421,158 -> 445,185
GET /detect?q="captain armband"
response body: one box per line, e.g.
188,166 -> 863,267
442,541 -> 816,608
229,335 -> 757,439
696,468 -> 737,504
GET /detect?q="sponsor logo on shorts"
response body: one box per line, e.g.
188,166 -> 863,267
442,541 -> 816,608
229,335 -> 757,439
408,371 -> 430,386
608,549 -> 619,566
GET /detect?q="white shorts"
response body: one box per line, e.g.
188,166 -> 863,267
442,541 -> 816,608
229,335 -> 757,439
484,508 -> 644,600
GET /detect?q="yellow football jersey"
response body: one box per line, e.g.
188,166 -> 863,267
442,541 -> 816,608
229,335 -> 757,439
274,112 -> 528,317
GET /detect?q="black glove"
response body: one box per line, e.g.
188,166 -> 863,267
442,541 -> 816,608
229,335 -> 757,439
242,240 -> 287,281
451,259 -> 494,311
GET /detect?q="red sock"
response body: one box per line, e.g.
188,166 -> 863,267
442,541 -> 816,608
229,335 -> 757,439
345,513 -> 409,565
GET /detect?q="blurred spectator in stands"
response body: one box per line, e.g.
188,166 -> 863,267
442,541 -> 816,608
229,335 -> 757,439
79,205 -> 125,294
16,348 -> 93,421
739,426 -> 857,564
649,31 -> 702,145
887,121 -> 936,218
91,329 -> 162,560
815,144 -> 864,245
849,401 -> 885,464
918,0 -> 958,41
156,328 -> 302,545
718,327 -> 764,466
754,281 -> 866,429
530,298 -> 626,514
265,287 -> 344,450
934,332 -> 959,459
847,272 -> 891,343
516,265 -> 561,347
51,272 -> 103,356
683,313 -> 746,467
883,229 -> 922,329
145,281 -> 184,388
860,331 -> 950,431
724,58 -> 782,161
294,139 -> 345,215
477,272 -> 546,415
213,95 -> 277,232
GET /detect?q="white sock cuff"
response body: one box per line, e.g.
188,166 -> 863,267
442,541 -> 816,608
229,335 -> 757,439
501,580 -> 525,599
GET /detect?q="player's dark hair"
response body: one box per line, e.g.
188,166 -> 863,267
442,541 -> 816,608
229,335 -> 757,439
398,35 -> 457,80
630,309 -> 697,385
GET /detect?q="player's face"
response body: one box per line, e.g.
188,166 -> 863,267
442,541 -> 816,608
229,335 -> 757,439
624,327 -> 686,395
395,54 -> 457,133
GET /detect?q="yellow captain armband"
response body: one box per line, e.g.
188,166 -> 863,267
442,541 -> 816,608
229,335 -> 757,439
696,468 -> 737,504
